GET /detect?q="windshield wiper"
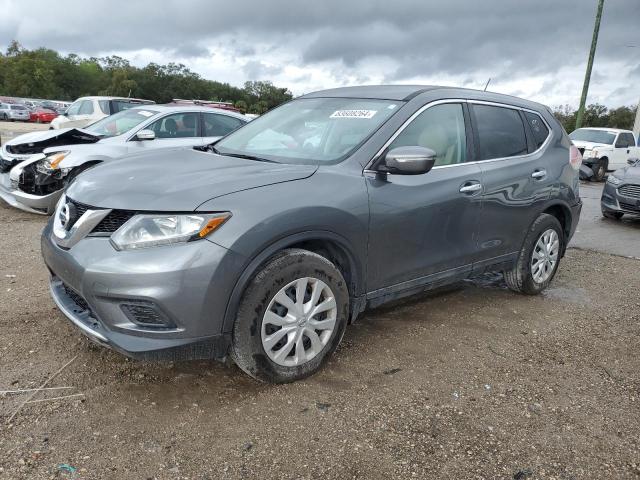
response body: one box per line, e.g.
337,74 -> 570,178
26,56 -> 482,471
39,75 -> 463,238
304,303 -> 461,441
219,152 -> 277,163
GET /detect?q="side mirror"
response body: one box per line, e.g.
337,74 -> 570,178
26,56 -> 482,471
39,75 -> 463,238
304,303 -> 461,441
382,146 -> 436,175
135,129 -> 155,141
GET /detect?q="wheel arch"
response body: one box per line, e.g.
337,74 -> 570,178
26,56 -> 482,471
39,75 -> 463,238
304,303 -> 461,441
221,230 -> 364,333
541,202 -> 572,252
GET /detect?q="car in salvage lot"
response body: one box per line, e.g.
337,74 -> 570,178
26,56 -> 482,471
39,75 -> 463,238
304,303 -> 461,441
569,127 -> 639,182
0,105 -> 248,214
29,108 -> 58,124
0,102 -> 31,122
41,85 -> 582,383
601,157 -> 640,219
50,96 -> 156,130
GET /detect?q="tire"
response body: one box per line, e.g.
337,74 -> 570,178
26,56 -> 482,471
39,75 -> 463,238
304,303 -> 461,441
231,248 -> 349,383
592,159 -> 607,182
504,214 -> 563,295
602,207 -> 623,220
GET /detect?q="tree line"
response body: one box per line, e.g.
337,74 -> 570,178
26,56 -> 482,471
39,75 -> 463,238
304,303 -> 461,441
0,41 -> 293,114
1,41 -> 637,129
552,103 -> 637,133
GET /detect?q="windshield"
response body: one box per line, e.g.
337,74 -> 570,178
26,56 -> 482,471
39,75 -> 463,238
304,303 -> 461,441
86,108 -> 158,138
569,129 -> 616,145
215,97 -> 401,164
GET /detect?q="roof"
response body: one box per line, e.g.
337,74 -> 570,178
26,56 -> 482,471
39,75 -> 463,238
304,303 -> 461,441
300,85 -> 549,110
578,127 -> 631,133
76,96 -> 154,103
301,85 -> 441,101
130,104 -> 248,119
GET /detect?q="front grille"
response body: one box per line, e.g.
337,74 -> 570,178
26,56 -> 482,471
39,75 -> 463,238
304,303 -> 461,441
0,157 -> 18,173
66,198 -> 135,234
618,184 -> 640,199
93,210 -> 136,233
619,201 -> 640,212
62,283 -> 90,312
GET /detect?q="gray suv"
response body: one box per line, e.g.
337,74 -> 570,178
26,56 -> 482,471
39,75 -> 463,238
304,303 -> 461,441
41,86 -> 582,383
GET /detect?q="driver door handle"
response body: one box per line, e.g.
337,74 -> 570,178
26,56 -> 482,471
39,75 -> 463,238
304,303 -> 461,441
459,182 -> 482,194
531,169 -> 547,179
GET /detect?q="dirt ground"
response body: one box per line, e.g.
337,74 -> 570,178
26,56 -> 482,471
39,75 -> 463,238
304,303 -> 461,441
1,195 -> 640,479
0,120 -> 49,144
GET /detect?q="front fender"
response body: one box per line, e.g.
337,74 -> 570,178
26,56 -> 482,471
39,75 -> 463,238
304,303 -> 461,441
218,229 -> 365,334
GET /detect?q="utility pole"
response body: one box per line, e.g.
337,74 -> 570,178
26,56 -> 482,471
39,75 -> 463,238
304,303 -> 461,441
575,0 -> 605,130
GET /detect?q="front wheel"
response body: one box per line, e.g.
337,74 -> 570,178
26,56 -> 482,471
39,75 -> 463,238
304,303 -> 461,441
504,214 -> 564,295
231,248 -> 349,383
592,159 -> 607,182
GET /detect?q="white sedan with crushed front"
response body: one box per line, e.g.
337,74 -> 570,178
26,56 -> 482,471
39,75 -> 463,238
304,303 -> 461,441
0,105 -> 248,214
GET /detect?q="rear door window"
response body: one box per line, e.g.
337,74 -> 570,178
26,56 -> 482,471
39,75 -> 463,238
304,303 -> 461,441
203,113 -> 246,137
388,103 -> 467,166
617,132 -> 635,148
523,111 -> 550,149
148,112 -> 200,139
473,104 -> 528,160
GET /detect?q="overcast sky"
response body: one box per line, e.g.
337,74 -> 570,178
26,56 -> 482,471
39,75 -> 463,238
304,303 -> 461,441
1,0 -> 639,107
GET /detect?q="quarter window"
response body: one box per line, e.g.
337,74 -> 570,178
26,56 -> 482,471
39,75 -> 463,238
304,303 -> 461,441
388,103 -> 467,166
148,113 -> 199,139
523,111 -> 550,149
203,113 -> 245,137
473,105 -> 528,160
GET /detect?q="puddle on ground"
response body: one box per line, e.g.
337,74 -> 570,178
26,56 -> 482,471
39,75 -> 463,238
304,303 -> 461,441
542,286 -> 590,305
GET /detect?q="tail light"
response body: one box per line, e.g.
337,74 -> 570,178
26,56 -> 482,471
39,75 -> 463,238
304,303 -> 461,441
569,144 -> 582,170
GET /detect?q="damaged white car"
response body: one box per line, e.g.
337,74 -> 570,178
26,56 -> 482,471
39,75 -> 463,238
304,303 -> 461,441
0,105 -> 248,214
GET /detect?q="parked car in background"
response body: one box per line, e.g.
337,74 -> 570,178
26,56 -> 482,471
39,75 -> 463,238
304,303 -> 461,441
30,108 -> 58,124
569,128 -> 639,181
601,158 -> 640,219
50,96 -> 155,130
0,105 -> 248,214
40,86 -> 581,383
0,103 -> 31,122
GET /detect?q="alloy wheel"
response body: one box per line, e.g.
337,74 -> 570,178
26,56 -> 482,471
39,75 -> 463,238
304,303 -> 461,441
261,277 -> 337,367
530,228 -> 559,283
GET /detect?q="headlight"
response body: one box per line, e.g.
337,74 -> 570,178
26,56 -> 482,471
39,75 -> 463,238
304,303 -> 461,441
110,212 -> 231,251
607,175 -> 623,186
36,151 -> 71,174
582,149 -> 593,158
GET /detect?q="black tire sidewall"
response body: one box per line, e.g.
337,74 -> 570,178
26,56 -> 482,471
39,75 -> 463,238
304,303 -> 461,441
517,214 -> 564,295
593,160 -> 607,182
231,249 -> 349,383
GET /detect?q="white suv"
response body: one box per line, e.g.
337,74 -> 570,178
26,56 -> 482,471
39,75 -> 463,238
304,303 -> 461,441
50,96 -> 155,130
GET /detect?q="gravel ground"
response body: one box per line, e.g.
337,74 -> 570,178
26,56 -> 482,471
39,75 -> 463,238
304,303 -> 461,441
1,198 -> 640,479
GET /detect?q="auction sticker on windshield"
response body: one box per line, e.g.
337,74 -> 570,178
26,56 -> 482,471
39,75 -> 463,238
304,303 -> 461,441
330,110 -> 377,119
137,110 -> 155,117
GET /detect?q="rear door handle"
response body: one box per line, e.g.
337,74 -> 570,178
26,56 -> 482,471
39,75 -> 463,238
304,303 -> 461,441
459,182 -> 482,194
531,169 -> 547,179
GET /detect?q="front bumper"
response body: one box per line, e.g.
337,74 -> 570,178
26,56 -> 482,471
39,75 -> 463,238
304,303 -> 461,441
601,181 -> 640,215
0,172 -> 61,215
41,221 -> 246,360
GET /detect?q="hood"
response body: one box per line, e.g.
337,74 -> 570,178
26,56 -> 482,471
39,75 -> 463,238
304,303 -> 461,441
615,163 -> 640,180
571,140 -> 610,150
4,128 -> 100,155
65,147 -> 318,211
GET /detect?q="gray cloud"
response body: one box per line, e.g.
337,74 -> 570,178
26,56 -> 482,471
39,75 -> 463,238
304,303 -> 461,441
1,0 -> 638,105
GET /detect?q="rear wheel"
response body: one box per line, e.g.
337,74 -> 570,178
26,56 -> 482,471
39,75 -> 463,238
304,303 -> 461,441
231,249 -> 349,383
504,214 -> 563,295
592,159 -> 607,182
